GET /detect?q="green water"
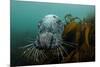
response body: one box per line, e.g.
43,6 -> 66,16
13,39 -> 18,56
11,0 -> 95,66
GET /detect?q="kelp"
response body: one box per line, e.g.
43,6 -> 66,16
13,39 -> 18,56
62,14 -> 95,62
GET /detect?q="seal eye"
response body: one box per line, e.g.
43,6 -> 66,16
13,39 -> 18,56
53,16 -> 56,18
58,20 -> 61,22
56,20 -> 61,24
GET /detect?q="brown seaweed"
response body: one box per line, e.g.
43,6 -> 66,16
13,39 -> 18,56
62,14 -> 95,62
